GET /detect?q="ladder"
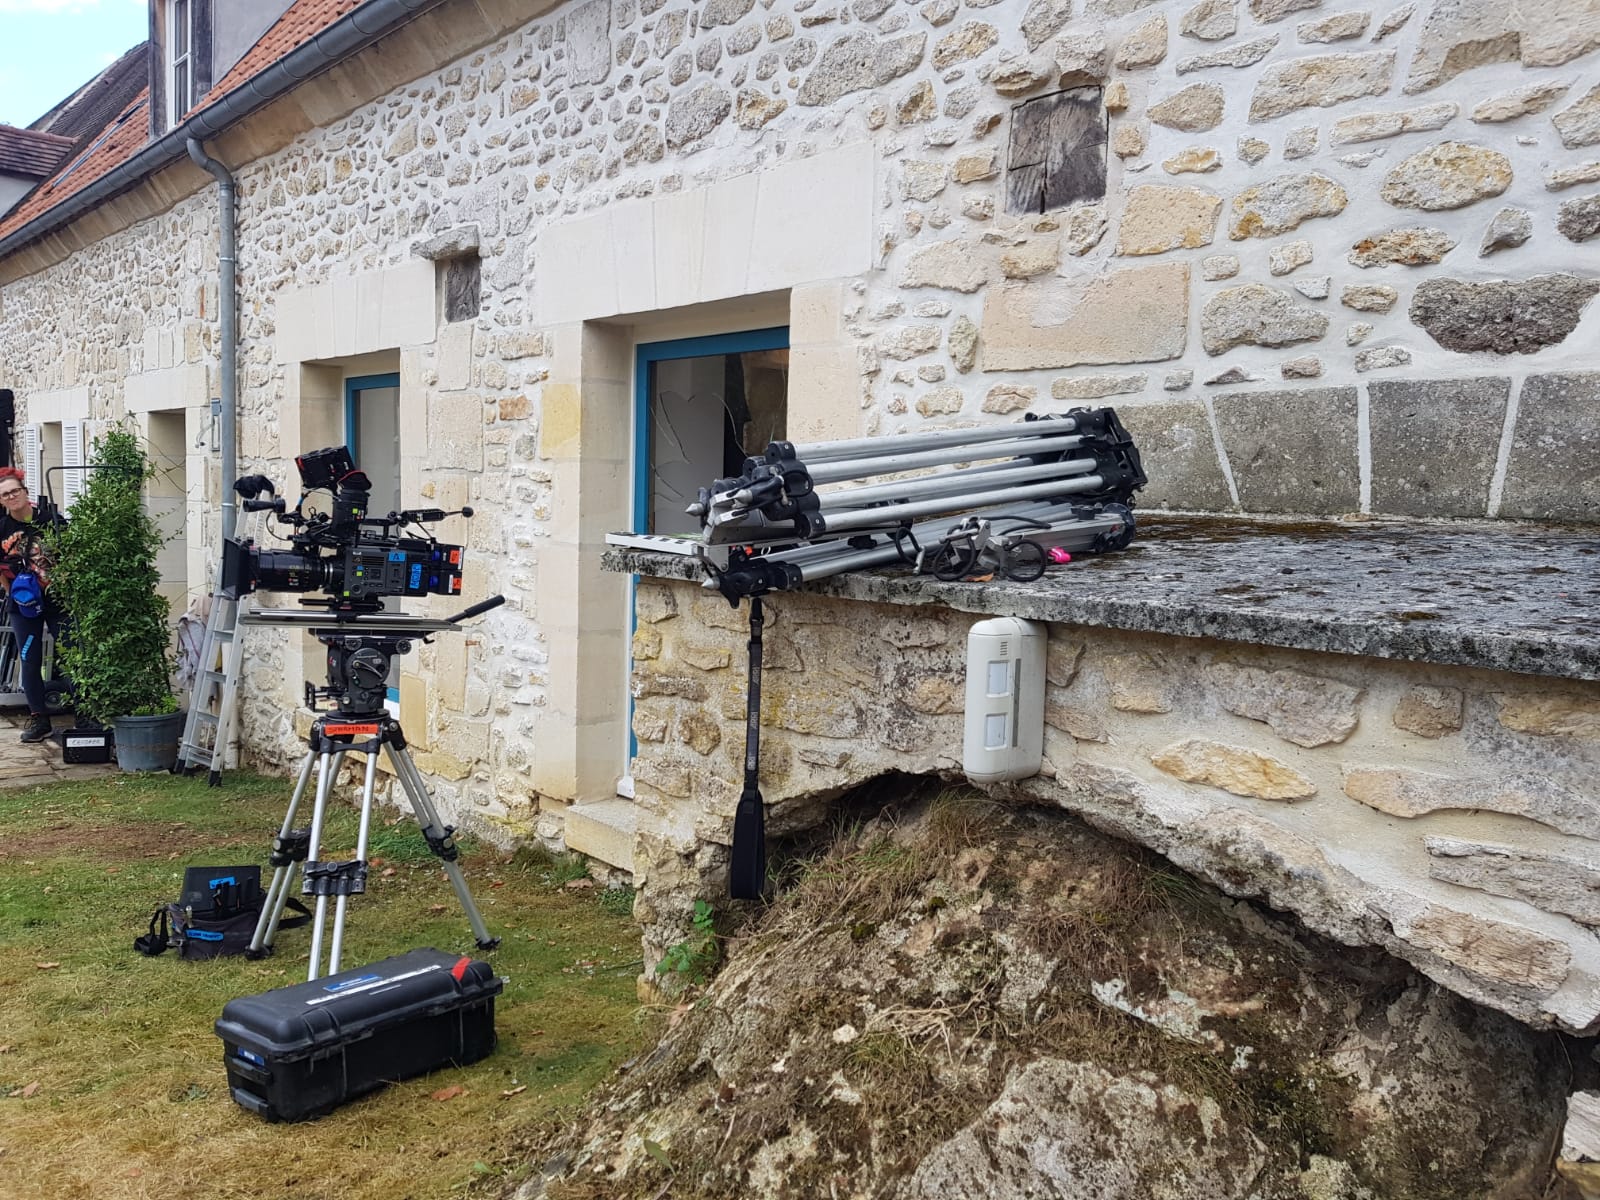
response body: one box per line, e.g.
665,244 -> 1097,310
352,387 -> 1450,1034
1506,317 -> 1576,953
174,591 -> 248,785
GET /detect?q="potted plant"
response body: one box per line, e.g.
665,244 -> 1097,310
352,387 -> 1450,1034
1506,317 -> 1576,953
49,426 -> 183,771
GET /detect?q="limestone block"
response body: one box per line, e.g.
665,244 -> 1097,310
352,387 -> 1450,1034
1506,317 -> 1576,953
934,22 -> 998,69
1207,366 -> 1261,386
428,392 -> 485,470
1379,142 -> 1513,212
1201,254 -> 1240,280
953,150 -> 998,183
1558,195 -> 1600,243
1150,83 -> 1226,132
676,708 -> 723,756
1341,765 -> 1600,838
1347,227 -> 1455,268
1061,204 -> 1109,255
1268,239 -> 1313,276
1555,84 -> 1600,149
1292,276 -> 1330,301
677,642 -> 733,672
1354,346 -> 1410,372
1383,897 -> 1570,993
1341,284 -> 1397,312
1212,387 -> 1359,513
1021,0 -> 1074,49
916,387 -> 964,417
880,324 -> 944,360
633,755 -> 692,799
567,0 -> 613,83
1238,136 -> 1270,165
1151,737 -> 1316,800
632,702 -> 669,743
981,383 -> 1036,413
1205,662 -> 1361,747
1284,126 -> 1318,159
947,316 -> 979,373
1163,146 -> 1222,174
1045,701 -> 1107,742
899,80 -> 938,123
735,90 -> 787,130
1045,638 -> 1084,687
1116,402 -> 1235,510
1113,14 -> 1167,68
1180,0 -> 1237,41
1248,0 -> 1317,21
1393,685 -> 1464,738
1297,11 -> 1369,41
1405,3 -> 1600,94
798,31 -> 927,105
980,262 -> 1190,369
632,671 -> 708,702
1176,35 -> 1278,74
1277,354 -> 1323,379
1496,692 -> 1600,741
1114,185 -> 1223,256
1101,652 -> 1174,713
999,235 -> 1061,278
1471,81 -> 1572,124
1165,370 -> 1195,390
632,627 -> 662,662
1053,29 -> 1111,81
1367,378 -> 1508,517
636,583 -> 678,624
1330,102 -> 1458,144
900,239 -> 988,293
1426,837 -> 1600,927
1050,373 -> 1146,400
904,675 -> 962,715
1201,284 -> 1329,354
1410,276 -> 1600,355
1228,171 -> 1348,240
902,160 -> 949,201
665,84 -> 732,148
1548,163 -> 1600,192
1249,51 -> 1396,123
1374,4 -> 1413,40
1112,124 -> 1147,158
1103,81 -> 1130,112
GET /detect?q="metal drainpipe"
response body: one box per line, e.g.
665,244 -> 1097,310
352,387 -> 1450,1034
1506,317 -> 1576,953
185,138 -> 237,545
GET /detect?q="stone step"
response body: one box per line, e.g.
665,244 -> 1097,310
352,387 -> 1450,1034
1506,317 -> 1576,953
564,797 -> 639,874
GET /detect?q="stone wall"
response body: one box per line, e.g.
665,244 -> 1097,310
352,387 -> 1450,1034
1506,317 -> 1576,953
627,574 -> 1600,1033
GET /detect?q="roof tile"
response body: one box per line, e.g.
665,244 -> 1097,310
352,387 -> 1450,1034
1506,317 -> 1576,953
0,125 -> 77,179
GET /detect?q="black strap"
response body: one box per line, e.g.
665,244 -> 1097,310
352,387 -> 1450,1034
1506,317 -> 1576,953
277,897 -> 313,929
134,907 -> 169,956
729,597 -> 766,900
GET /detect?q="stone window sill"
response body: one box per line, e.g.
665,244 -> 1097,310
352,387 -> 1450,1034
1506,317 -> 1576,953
603,516 -> 1600,683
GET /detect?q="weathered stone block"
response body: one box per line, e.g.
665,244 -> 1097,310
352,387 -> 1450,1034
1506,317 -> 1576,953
1342,765 -> 1600,838
1386,897 -> 1570,993
899,238 -> 988,293
1558,194 -> 1600,243
1268,239 -> 1313,276
1176,34 -> 1277,74
1341,284 -> 1398,312
1367,378 -> 1509,518
1050,373 -> 1146,400
1249,51 -> 1396,122
1201,284 -> 1328,355
1298,11 -> 1370,41
1554,82 -> 1600,149
1393,685 -> 1464,738
1354,346 -> 1411,372
981,263 -> 1189,369
1151,737 -> 1316,800
1180,0 -> 1237,41
1149,83 -> 1226,132
1102,652 -> 1174,713
934,21 -> 998,69
798,31 -> 927,105
1472,81 -> 1572,124
1163,146 -> 1222,174
1205,661 -> 1362,747
1113,14 -> 1167,68
1331,102 -> 1458,145
665,84 -> 732,148
1348,227 -> 1455,268
1427,837 -> 1600,927
1495,691 -> 1600,741
1212,388 -> 1359,514
1249,0 -> 1316,21
1115,185 -> 1222,256
1379,142 -> 1513,212
428,392 -> 485,470
1228,172 -> 1348,240
1411,276 -> 1600,355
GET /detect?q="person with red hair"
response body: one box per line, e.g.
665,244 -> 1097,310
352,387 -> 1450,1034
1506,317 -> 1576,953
0,467 -> 68,742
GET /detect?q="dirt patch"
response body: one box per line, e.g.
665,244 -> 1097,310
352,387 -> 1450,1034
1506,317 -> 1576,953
0,821 -> 246,862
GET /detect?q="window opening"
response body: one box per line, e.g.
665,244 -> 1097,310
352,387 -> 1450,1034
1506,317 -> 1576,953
344,373 -> 402,715
169,0 -> 194,126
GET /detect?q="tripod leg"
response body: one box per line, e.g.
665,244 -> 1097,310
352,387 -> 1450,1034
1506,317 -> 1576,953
249,750 -> 316,955
303,749 -> 339,981
386,744 -> 499,950
327,749 -> 379,976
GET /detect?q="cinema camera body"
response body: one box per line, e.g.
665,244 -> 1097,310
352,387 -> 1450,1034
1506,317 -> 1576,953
221,445 -> 469,615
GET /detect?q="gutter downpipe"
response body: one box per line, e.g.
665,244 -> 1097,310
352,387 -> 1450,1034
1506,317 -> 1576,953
185,139 -> 237,544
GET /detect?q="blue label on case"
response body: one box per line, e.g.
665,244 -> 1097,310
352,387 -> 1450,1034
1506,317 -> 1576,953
323,973 -> 383,993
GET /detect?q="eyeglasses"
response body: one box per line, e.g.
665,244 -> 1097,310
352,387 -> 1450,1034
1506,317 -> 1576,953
0,490 -> 26,499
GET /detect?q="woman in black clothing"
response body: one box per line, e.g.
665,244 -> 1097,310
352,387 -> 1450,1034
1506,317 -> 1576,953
0,467 -> 67,742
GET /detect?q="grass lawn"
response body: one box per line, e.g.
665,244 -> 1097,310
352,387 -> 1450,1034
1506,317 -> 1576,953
0,770 -> 648,1200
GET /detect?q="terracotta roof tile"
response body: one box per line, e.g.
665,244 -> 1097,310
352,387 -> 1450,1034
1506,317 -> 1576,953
0,91 -> 149,242
203,0 -> 368,107
0,125 -> 77,179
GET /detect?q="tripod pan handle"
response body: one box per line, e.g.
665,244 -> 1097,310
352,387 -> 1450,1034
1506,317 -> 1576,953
445,594 -> 506,623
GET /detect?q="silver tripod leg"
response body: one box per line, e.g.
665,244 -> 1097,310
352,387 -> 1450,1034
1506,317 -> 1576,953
303,749 -> 339,981
249,750 -> 317,955
385,742 -> 498,948
325,750 -> 380,977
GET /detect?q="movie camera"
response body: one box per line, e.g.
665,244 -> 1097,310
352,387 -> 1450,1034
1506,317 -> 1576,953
221,445 -> 469,613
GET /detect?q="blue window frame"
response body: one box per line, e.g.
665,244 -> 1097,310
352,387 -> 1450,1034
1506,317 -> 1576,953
343,372 -> 400,451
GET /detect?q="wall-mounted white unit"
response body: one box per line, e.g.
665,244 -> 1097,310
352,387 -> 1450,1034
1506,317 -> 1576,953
962,617 -> 1046,783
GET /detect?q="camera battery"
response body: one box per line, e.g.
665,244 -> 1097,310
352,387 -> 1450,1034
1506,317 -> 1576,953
216,947 -> 501,1121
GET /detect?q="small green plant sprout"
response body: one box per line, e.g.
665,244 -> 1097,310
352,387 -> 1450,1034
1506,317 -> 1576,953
655,898 -> 720,985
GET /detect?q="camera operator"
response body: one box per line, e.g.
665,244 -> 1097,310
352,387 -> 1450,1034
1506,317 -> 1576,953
0,467 -> 68,743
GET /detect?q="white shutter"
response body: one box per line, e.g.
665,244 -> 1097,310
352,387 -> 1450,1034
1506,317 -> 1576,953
61,420 -> 84,513
20,425 -> 40,504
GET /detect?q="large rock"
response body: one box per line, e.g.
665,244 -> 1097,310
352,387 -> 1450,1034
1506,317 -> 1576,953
1379,141 -> 1512,211
1151,737 -> 1316,799
1227,171 -> 1347,239
1367,377 -> 1509,517
1115,185 -> 1223,255
1204,661 -> 1362,747
1426,837 -> 1600,927
565,0 -> 613,84
1500,372 -> 1600,523
1347,227 -> 1455,267
981,262 -> 1189,369
1410,275 -> 1600,354
1201,283 -> 1329,354
1212,387 -> 1359,513
1555,83 -> 1600,149
798,31 -> 927,105
1248,51 -> 1395,122
1149,82 -> 1226,131
1377,894 -> 1571,993
1406,1 -> 1600,93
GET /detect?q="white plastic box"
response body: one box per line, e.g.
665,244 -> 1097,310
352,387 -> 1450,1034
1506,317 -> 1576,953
962,617 -> 1046,783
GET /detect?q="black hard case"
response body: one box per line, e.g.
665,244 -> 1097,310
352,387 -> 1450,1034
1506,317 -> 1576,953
215,947 -> 501,1122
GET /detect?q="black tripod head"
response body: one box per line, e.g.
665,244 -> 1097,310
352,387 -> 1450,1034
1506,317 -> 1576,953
311,631 -> 419,716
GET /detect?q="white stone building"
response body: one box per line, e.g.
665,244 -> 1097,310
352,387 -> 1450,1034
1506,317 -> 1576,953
1,0 -> 1599,1026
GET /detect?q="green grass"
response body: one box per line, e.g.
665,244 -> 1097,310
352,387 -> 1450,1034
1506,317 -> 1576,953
0,771 -> 647,1200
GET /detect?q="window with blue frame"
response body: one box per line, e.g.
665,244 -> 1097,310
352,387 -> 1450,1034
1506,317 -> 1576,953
634,328 -> 790,535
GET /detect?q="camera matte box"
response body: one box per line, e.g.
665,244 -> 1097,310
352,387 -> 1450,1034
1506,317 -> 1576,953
215,947 -> 501,1122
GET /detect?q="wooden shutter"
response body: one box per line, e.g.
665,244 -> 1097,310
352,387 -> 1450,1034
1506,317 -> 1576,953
61,420 -> 85,513
1007,88 -> 1107,216
20,425 -> 40,503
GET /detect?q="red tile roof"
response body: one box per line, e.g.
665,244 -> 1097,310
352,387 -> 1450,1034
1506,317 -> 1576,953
0,125 -> 76,178
0,91 -> 149,242
202,0 -> 368,109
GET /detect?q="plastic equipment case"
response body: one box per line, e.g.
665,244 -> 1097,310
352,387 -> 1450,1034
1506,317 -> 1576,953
215,947 -> 502,1121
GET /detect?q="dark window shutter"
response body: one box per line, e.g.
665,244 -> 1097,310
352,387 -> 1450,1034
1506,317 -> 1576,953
148,9 -> 164,137
193,0 -> 214,97
1007,88 -> 1107,216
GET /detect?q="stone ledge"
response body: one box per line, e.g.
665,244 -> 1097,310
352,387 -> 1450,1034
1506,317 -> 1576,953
604,516 -> 1600,683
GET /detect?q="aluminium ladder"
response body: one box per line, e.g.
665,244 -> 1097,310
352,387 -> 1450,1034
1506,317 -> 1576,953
174,591 -> 248,784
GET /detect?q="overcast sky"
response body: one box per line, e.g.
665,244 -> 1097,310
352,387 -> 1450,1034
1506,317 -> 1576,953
0,0 -> 148,128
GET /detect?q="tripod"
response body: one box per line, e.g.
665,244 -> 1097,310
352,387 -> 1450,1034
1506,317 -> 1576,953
246,611 -> 503,980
